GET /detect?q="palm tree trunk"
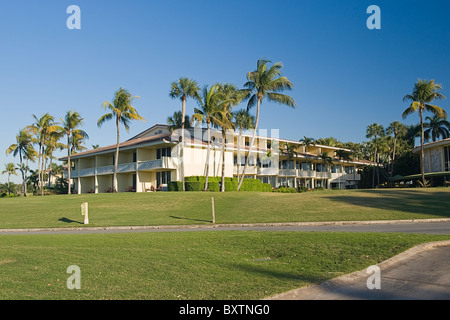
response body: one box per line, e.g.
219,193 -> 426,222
389,136 -> 397,182
420,110 -> 426,187
181,97 -> 186,191
221,129 -> 226,192
372,148 -> 376,188
19,152 -> 26,197
204,122 -> 211,191
236,128 -> 242,181
238,98 -> 260,191
113,117 -> 120,193
67,134 -> 72,194
7,173 -> 10,196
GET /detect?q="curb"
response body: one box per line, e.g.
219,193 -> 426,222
265,239 -> 450,300
1,218 -> 450,234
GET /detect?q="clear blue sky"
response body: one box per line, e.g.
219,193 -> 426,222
1,0 -> 449,183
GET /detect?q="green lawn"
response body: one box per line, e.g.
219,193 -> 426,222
0,188 -> 449,229
1,231 -> 449,300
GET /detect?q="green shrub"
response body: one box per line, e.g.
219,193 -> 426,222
168,181 -> 183,191
273,187 -> 297,193
207,182 -> 220,192
297,186 -> 309,193
224,180 -> 238,191
185,181 -> 205,191
261,183 -> 273,192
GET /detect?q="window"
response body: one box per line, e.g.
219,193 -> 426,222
156,147 -> 171,160
301,162 -> 312,171
345,166 -> 355,174
332,165 -> 342,173
316,164 -> 328,172
156,171 -> 172,187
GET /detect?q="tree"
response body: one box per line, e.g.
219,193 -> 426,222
299,136 -> 316,152
238,59 -> 296,191
2,163 -> 17,196
170,77 -> 200,191
424,115 -> 450,142
366,123 -> 385,188
167,111 -> 191,133
6,128 -> 36,196
402,79 -> 447,187
386,121 -> 407,182
98,88 -> 146,192
191,84 -> 223,191
28,113 -> 60,195
61,111 -> 89,194
233,109 -> 255,182
214,83 -> 244,192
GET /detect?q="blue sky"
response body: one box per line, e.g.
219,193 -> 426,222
1,0 -> 449,183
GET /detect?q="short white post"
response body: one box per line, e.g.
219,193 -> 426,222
211,197 -> 215,224
81,202 -> 89,224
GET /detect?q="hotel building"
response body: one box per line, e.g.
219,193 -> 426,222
60,124 -> 370,193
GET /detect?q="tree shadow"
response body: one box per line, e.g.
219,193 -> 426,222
323,190 -> 450,218
59,217 -> 83,224
169,216 -> 212,223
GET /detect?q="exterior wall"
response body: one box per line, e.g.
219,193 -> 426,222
63,127 -> 367,193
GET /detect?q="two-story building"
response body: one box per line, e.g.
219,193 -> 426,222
60,124 -> 370,193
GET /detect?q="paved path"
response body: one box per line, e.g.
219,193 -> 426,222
2,219 -> 450,235
266,240 -> 450,300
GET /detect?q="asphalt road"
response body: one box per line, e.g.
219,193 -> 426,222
1,220 -> 450,235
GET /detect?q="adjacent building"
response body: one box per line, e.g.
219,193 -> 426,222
60,124 -> 371,194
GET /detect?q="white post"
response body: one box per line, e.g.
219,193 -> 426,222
81,202 -> 89,224
211,197 -> 215,224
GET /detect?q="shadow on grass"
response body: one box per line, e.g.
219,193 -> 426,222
323,190 -> 450,218
169,216 -> 212,223
59,217 -> 83,224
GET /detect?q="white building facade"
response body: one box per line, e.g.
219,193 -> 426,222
61,124 -> 369,194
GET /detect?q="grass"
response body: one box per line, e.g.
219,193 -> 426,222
0,188 -> 449,229
1,231 -> 449,300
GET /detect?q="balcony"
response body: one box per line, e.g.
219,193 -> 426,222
233,166 -> 258,175
279,169 -> 297,176
297,170 -> 316,178
257,167 -> 279,175
138,157 -> 177,171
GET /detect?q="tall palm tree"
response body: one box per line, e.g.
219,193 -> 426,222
61,111 -> 89,194
299,136 -> 316,152
386,121 -> 407,181
170,77 -> 200,191
167,111 -> 191,133
424,115 -> 450,142
191,84 -> 223,191
28,113 -> 60,195
233,109 -> 255,182
6,128 -> 36,196
98,88 -> 146,193
214,83 -> 245,192
402,79 -> 447,187
2,163 -> 17,196
366,123 -> 385,188
44,130 -> 65,189
238,59 -> 296,191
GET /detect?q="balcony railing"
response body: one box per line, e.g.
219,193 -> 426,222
138,157 -> 177,171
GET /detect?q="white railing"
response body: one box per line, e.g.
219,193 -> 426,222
279,169 -> 297,176
297,170 -> 316,178
138,157 -> 176,171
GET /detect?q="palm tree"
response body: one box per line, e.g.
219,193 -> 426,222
386,121 -> 407,181
214,83 -> 245,192
98,88 -> 146,193
238,59 -> 296,191
366,123 -> 385,188
233,109 -> 255,182
6,128 -> 36,196
170,77 -> 200,191
28,113 -> 60,195
44,130 -> 65,189
191,84 -> 223,191
299,136 -> 316,152
167,110 -> 191,133
402,79 -> 447,187
2,163 -> 17,196
424,115 -> 450,142
61,111 -> 89,194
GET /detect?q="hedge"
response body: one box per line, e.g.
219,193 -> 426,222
169,176 -> 272,192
